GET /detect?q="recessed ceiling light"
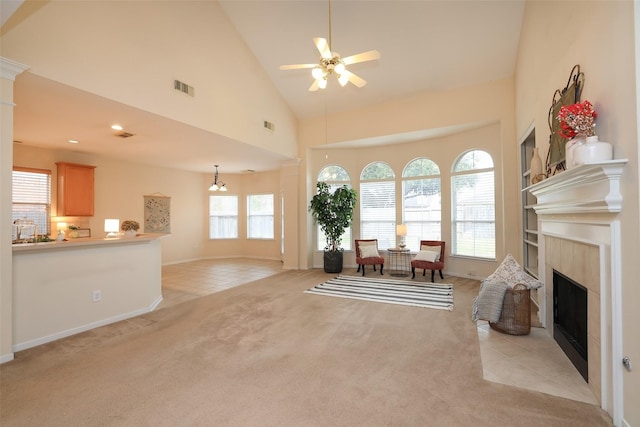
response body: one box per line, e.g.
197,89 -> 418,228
68,139 -> 79,144
111,124 -> 123,131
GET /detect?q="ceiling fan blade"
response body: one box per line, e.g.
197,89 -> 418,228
279,63 -> 317,70
341,70 -> 367,88
313,37 -> 333,60
342,50 -> 381,65
309,79 -> 320,92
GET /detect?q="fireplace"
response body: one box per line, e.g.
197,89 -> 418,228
528,161 -> 626,424
553,270 -> 588,381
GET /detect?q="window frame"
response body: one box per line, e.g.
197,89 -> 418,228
247,193 -> 275,240
360,161 -> 396,250
450,150 -> 496,260
208,194 -> 238,239
12,167 -> 52,237
402,158 -> 442,251
316,165 -> 352,251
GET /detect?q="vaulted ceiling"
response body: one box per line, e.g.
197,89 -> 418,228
5,1 -> 525,173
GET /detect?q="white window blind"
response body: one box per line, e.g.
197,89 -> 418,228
209,195 -> 238,239
402,158 -> 441,251
12,168 -> 51,236
360,161 -> 396,250
247,194 -> 274,239
402,178 -> 441,250
451,150 -> 495,259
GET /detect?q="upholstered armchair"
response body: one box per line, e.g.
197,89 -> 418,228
355,239 -> 385,276
411,240 -> 445,281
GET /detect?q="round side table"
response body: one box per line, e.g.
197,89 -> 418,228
387,248 -> 411,277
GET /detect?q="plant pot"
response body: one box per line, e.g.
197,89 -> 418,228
323,250 -> 343,273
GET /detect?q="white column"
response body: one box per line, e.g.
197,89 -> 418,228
1,57 -> 29,363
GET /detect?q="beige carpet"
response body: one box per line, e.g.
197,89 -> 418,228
1,270 -> 612,426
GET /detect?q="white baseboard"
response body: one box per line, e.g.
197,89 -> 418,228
0,352 -> 15,364
12,305 -> 156,353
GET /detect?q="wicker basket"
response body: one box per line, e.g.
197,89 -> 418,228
489,283 -> 531,335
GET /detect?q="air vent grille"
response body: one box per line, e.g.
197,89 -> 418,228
116,131 -> 135,138
174,79 -> 195,97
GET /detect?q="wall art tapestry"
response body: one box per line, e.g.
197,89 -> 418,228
144,193 -> 171,234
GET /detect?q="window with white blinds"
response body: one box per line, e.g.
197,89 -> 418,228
451,150 -> 495,259
360,162 -> 395,250
317,165 -> 352,251
247,193 -> 274,239
12,167 -> 52,236
209,195 -> 238,239
402,158 -> 441,251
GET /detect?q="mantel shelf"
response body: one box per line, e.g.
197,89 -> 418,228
526,160 -> 628,215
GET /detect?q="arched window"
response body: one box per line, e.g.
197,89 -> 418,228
316,165 -> 352,250
402,158 -> 441,251
451,150 -> 495,259
360,162 -> 395,249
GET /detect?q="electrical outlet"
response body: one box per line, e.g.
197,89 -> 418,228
92,290 -> 102,303
468,271 -> 477,277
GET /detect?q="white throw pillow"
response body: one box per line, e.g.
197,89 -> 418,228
359,245 -> 380,259
486,254 -> 543,289
419,245 -> 441,261
414,250 -> 440,262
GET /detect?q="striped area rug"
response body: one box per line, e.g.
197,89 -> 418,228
305,275 -> 454,311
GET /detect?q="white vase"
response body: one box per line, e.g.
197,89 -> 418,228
124,229 -> 137,237
574,135 -> 613,166
530,147 -> 543,184
565,135 -> 586,170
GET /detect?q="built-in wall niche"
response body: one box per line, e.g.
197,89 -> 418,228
520,126 -> 539,310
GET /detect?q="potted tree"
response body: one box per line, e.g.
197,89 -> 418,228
309,181 -> 358,273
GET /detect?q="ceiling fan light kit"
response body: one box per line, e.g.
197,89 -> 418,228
279,1 -> 380,91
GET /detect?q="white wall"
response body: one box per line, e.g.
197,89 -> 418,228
14,145 -> 204,264
12,238 -> 163,351
307,122 -> 505,279
297,78 -> 518,274
1,0 -> 297,160
14,144 -> 287,265
515,1 -> 639,425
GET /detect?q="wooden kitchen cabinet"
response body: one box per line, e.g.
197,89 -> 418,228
56,162 -> 96,216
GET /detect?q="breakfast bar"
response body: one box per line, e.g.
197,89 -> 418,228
12,234 -> 166,352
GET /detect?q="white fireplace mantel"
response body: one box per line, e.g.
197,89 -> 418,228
526,160 -> 628,215
526,159 -> 626,424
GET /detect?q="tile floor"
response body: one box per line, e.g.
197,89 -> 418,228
157,257 -> 285,310
477,321 -> 598,404
158,258 -> 597,405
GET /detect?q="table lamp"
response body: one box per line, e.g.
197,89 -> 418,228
397,224 -> 407,249
104,219 -> 120,238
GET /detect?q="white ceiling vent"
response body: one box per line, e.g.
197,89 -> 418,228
263,120 -> 275,131
174,79 -> 195,97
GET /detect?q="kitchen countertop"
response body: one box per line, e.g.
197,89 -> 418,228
12,233 -> 169,253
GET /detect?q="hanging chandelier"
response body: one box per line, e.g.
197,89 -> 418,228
208,164 -> 227,192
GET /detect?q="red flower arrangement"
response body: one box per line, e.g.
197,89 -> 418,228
557,100 -> 597,139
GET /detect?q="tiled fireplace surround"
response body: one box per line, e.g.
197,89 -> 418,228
529,160 -> 626,423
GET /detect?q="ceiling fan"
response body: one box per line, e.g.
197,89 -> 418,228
279,1 -> 380,92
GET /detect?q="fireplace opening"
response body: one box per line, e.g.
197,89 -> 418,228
553,270 -> 588,381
